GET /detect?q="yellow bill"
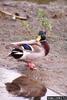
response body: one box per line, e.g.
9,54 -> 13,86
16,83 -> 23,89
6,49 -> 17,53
36,35 -> 41,42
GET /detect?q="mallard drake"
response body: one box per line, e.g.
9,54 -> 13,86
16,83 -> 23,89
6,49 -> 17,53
8,31 -> 50,70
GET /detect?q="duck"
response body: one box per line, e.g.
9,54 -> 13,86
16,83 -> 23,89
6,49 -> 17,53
8,31 -> 50,70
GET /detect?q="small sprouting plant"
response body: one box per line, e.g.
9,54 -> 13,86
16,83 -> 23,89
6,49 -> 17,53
21,20 -> 30,29
37,8 -> 52,31
41,17 -> 52,31
37,8 -> 46,18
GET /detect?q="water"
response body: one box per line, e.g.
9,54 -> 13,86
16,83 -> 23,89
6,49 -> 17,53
0,68 -> 60,100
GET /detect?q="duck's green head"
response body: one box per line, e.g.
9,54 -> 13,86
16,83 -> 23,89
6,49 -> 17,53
36,31 -> 50,56
36,31 -> 46,42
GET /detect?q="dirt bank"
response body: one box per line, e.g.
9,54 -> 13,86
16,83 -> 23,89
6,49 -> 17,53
0,0 -> 67,95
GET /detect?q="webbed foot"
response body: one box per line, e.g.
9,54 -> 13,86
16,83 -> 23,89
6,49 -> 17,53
26,62 -> 37,70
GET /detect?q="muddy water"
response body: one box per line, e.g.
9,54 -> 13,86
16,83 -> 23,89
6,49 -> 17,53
0,68 -> 60,100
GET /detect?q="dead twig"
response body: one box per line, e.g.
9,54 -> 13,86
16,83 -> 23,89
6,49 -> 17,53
0,10 -> 28,20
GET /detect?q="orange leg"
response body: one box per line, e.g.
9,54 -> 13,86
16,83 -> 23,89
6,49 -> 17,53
18,59 -> 37,70
26,61 -> 37,70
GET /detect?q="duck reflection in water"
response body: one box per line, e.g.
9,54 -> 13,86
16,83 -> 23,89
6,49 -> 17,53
5,75 -> 47,100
